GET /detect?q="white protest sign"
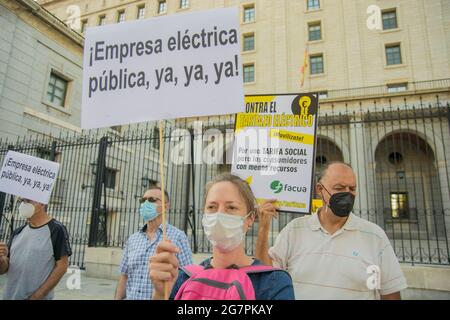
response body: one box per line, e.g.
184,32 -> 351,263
0,151 -> 60,204
231,94 -> 319,213
82,7 -> 244,129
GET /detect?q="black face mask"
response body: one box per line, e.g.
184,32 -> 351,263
321,185 -> 355,217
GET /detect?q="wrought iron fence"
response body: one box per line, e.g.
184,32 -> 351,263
0,96 -> 449,268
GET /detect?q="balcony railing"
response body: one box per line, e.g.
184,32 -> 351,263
320,78 -> 450,101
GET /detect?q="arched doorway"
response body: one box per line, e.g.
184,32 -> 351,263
374,131 -> 444,241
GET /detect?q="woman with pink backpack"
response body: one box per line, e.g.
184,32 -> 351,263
149,173 -> 295,300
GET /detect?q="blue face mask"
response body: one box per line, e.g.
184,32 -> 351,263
140,200 -> 159,222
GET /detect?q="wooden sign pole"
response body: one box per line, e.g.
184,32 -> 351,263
158,120 -> 169,299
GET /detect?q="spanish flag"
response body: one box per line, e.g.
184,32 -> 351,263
300,44 -> 309,87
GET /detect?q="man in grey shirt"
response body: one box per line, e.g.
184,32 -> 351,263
0,198 -> 71,300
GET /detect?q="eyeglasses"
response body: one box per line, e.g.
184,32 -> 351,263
139,197 -> 160,204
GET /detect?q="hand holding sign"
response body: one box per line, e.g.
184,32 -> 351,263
149,240 -> 180,300
82,7 -> 244,299
257,199 -> 279,227
0,242 -> 8,258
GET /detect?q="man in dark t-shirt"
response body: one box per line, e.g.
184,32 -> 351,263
0,198 -> 72,300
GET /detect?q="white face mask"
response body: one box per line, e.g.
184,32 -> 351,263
202,212 -> 252,253
19,202 -> 35,219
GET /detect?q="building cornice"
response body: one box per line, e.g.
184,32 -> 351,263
39,0 -> 145,20
11,0 -> 84,47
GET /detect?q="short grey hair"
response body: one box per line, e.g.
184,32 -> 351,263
146,185 -> 170,202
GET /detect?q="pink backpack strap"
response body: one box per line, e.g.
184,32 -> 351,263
180,264 -> 205,277
241,265 -> 281,274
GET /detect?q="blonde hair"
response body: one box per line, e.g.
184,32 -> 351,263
204,173 -> 256,215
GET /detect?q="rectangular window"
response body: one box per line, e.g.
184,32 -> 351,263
243,64 -> 255,83
382,9 -> 398,30
80,19 -> 88,33
111,125 -> 122,133
307,0 -> 320,10
36,147 -> 52,160
152,127 -> 160,150
46,72 -> 68,107
105,168 -> 117,189
98,15 -> 106,26
243,33 -> 255,51
117,10 -> 125,23
391,192 -> 409,219
142,178 -> 158,189
243,5 -> 255,23
158,1 -> 167,14
180,0 -> 189,9
310,54 -> 324,74
385,44 -> 402,65
53,178 -> 67,201
308,22 -> 321,41
387,83 -> 408,93
318,91 -> 328,99
137,5 -> 145,19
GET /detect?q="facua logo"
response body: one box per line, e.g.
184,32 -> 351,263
270,180 -> 307,194
270,180 -> 283,194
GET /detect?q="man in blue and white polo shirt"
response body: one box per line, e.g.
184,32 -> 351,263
115,185 -> 192,300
